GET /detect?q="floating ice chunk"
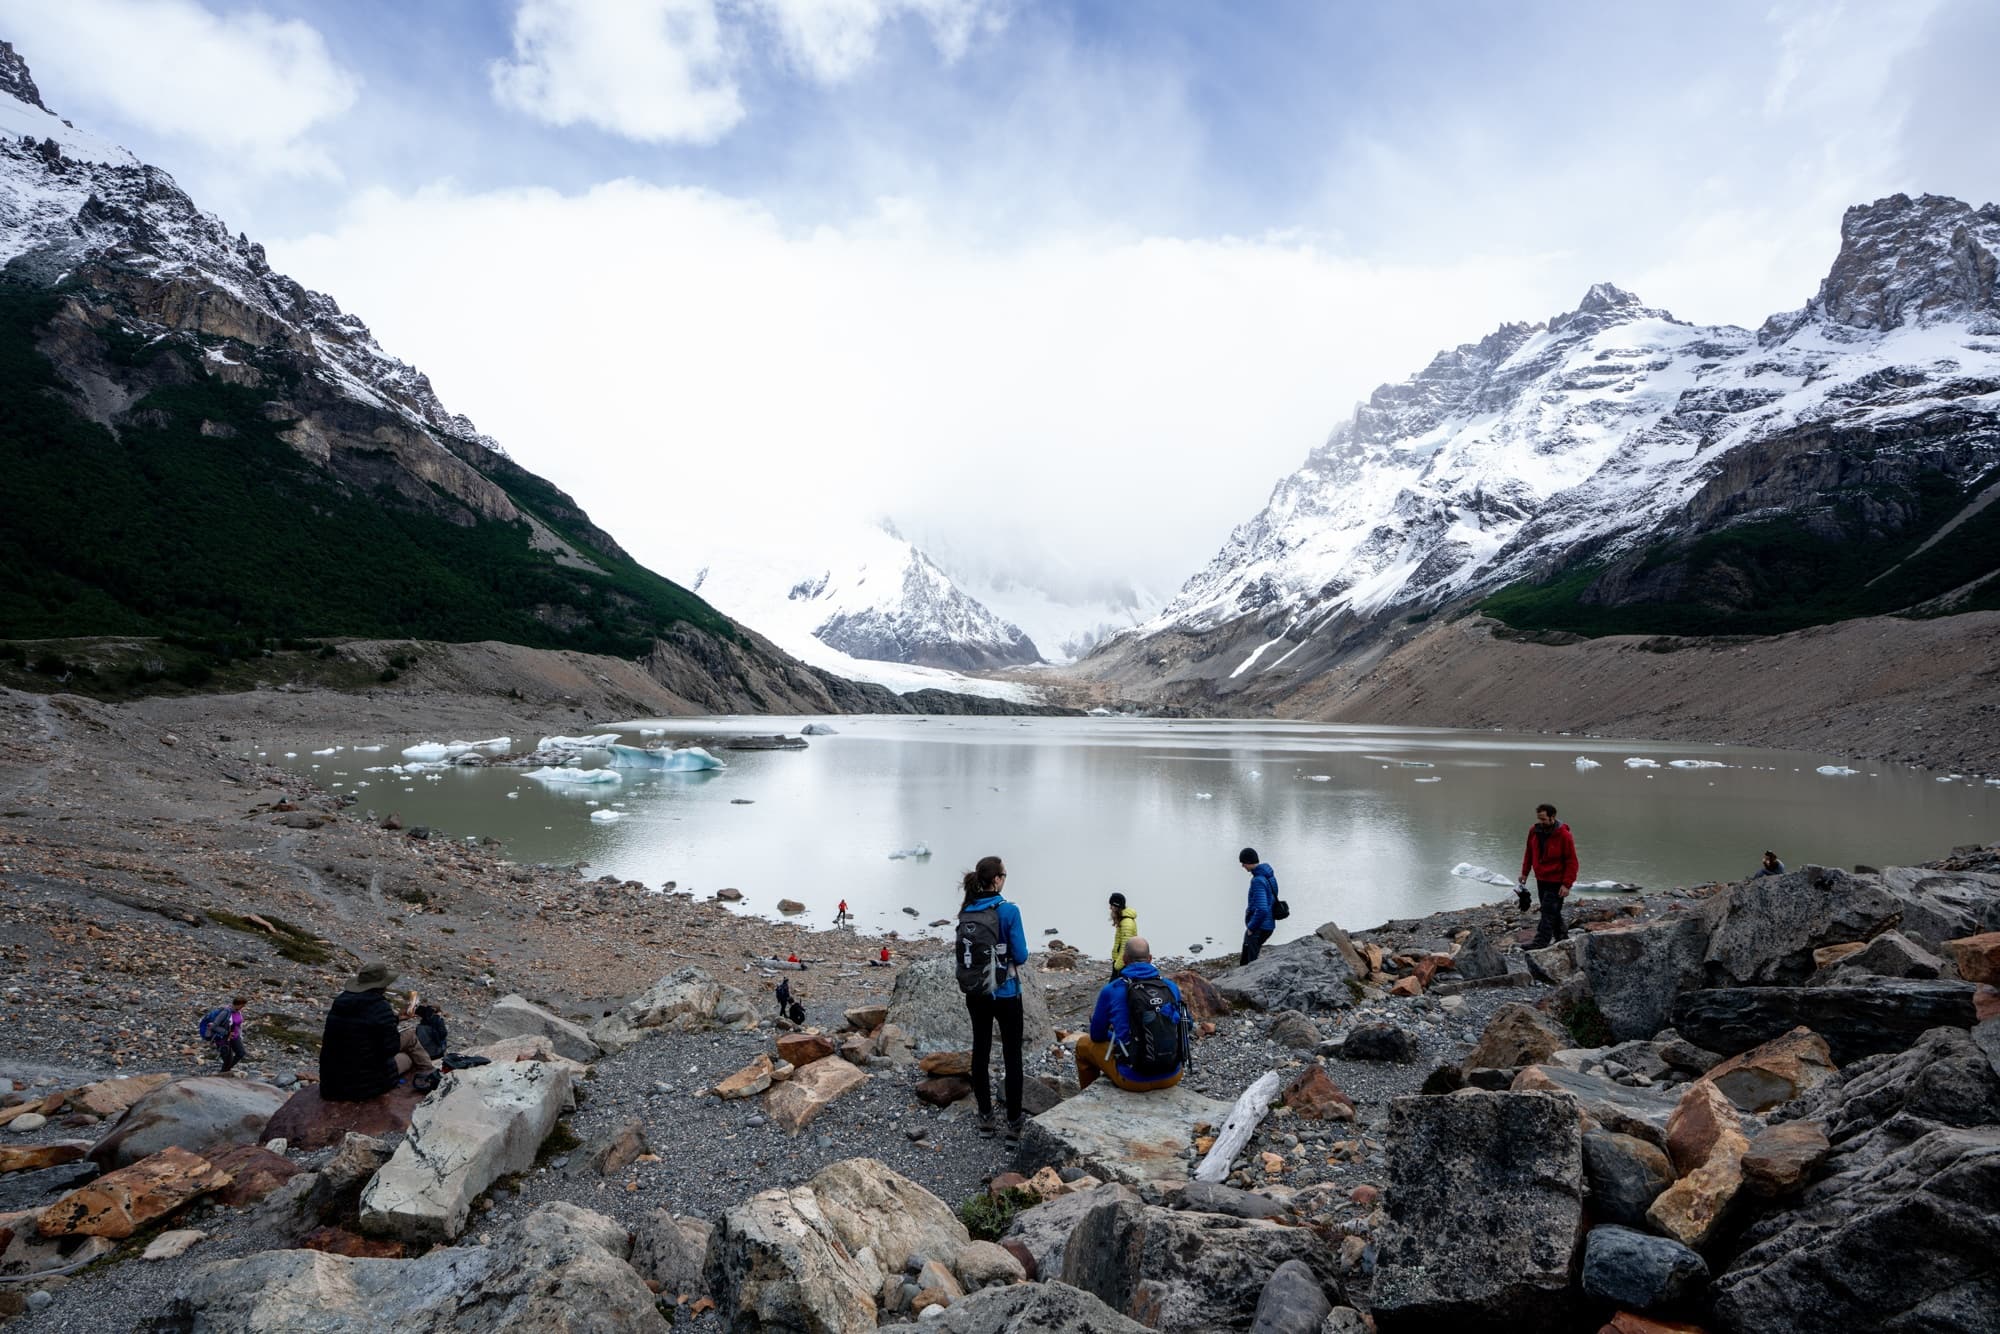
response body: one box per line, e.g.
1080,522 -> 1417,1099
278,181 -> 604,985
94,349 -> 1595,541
1398,760 -> 1435,768
506,791 -> 520,799
402,743 -> 452,761
1529,762 -> 1546,768
1573,758 -> 1601,770
1816,765 -> 1860,777
1307,774 -> 1331,782
282,752 -> 298,759
1246,770 -> 1262,780
1625,758 -> 1660,769
1668,759 -> 1728,769
606,744 -> 725,771
1935,776 -> 1955,783
800,722 -> 840,735
637,727 -> 664,736
1194,792 -> 1213,800
1452,863 -> 1515,887
1414,776 -> 1442,783
888,842 -> 932,860
589,809 -> 622,822
524,766 -> 622,786
537,734 -> 621,753
311,748 -> 338,756
355,744 -> 384,752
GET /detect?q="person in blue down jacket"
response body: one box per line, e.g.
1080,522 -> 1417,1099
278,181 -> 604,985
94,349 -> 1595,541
1075,938 -> 1187,1091
959,856 -> 1032,1141
1240,847 -> 1278,963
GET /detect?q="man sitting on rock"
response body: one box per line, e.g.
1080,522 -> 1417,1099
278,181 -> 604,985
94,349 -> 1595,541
319,961 -> 438,1099
1075,938 -> 1189,1092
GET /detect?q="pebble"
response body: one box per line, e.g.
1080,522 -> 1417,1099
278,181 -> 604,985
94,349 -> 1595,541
8,1113 -> 48,1133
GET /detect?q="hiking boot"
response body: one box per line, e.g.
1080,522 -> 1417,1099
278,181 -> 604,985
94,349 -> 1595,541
412,1071 -> 441,1094
977,1111 -> 997,1137
1004,1116 -> 1026,1143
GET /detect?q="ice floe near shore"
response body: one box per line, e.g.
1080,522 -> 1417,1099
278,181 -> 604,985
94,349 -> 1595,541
606,744 -> 725,771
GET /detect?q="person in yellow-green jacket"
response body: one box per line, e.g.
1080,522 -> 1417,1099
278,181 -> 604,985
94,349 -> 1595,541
1109,892 -> 1138,980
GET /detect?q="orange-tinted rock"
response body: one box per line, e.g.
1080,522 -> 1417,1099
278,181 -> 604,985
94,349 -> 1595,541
300,1224 -> 406,1258
261,1085 -> 423,1152
918,1050 -> 973,1077
207,1144 -> 304,1207
988,1172 -> 1029,1197
712,1055 -> 774,1100
914,1077 -> 973,1107
775,1033 -> 837,1069
843,1005 -> 888,1032
71,1073 -> 173,1119
0,1141 -> 91,1175
1388,976 -> 1424,998
1647,1080 -> 1749,1248
1811,942 -> 1867,970
1741,1121 -> 1830,1197
1976,985 -> 2000,1023
1281,1065 -> 1357,1122
1944,932 -> 2000,984
765,1055 -> 867,1132
1467,1004 -> 1570,1071
1703,1026 -> 1837,1112
36,1146 -> 231,1239
1169,972 -> 1227,1021
1600,1314 -> 1710,1334
999,1238 -> 1037,1281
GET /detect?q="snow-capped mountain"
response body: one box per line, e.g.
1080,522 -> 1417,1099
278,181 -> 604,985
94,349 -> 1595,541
0,38 -> 1039,715
685,523 -> 1042,672
1098,194 -> 2000,699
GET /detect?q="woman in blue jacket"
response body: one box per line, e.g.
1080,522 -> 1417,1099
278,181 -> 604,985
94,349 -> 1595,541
959,855 -> 1031,1140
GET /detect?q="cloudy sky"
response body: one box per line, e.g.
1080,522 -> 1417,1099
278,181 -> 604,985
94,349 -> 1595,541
4,0 -> 1994,605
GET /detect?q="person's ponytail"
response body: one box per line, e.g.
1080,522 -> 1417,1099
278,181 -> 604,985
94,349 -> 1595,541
961,855 -> 1006,903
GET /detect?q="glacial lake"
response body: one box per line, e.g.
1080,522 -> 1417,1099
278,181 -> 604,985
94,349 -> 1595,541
262,717 -> 2000,960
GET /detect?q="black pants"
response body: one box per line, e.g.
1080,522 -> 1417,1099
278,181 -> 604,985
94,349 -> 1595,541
966,992 -> 1023,1120
1241,927 -> 1274,964
217,1036 -> 245,1072
1531,880 -> 1570,948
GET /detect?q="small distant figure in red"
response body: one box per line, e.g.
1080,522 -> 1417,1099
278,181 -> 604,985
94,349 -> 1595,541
870,943 -> 892,968
835,899 -> 850,927
787,952 -> 800,965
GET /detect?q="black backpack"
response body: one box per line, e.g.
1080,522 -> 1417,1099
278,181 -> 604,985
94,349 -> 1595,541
956,905 -> 1009,996
1120,976 -> 1189,1077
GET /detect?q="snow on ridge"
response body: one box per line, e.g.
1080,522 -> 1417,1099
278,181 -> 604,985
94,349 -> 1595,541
1145,202 -> 2000,663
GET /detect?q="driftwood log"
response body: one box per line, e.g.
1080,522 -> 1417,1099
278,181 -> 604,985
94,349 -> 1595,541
1193,1070 -> 1282,1184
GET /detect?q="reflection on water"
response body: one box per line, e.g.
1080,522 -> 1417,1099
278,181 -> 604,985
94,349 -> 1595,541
262,717 -> 2000,959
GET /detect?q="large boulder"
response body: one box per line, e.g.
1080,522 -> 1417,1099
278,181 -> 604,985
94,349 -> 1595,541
1945,931 -> 2000,984
1823,929 -> 1946,981
0,1142 -> 90,1175
716,1158 -> 966,1334
1879,867 -> 2000,950
1000,1181 -> 1139,1282
359,1060 -> 573,1242
935,1281 -> 1150,1334
1511,1065 -> 1680,1150
0,1159 -> 97,1212
1016,1080 -> 1231,1186
165,1201 -> 665,1333
1740,1121 -> 1831,1196
1701,866 -> 1903,986
1711,1125 -> 2000,1333
1467,1003 -> 1570,1071
475,995 -> 603,1064
1581,1129 -> 1675,1229
1818,1026 -> 2000,1158
1371,1091 -> 1584,1332
1213,935 -> 1359,1013
1645,1079 -> 1749,1250
885,956 -> 1054,1056
1453,927 -> 1508,981
88,1076 -> 290,1169
1702,1026 -> 1838,1112
1579,1224 -> 1707,1311
1581,916 -> 1709,1042
1248,1258 -> 1335,1334
260,1085 -> 424,1152
1671,982 -> 1979,1063
1168,971 -> 1227,1020
36,1145 -> 231,1239
632,1210 -> 714,1302
1060,1198 -> 1345,1333
766,1056 -> 867,1133
589,967 -> 757,1054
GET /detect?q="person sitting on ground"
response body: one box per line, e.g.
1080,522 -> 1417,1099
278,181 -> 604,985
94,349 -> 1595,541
1753,850 -> 1786,878
869,943 -> 892,967
213,996 -> 248,1074
319,961 -> 438,1100
1075,938 -> 1189,1093
1108,892 -> 1138,979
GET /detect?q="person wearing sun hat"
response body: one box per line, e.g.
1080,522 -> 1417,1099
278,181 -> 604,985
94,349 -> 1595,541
319,960 -> 438,1099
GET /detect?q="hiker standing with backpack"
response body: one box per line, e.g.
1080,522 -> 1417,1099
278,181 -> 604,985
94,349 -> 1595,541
956,855 -> 1031,1141
1076,938 -> 1189,1091
1108,892 -> 1138,980
1239,848 -> 1280,964
1518,802 -> 1579,949
200,997 -> 248,1074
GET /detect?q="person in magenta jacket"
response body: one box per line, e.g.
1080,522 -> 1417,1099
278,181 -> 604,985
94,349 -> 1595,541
1517,803 -> 1579,948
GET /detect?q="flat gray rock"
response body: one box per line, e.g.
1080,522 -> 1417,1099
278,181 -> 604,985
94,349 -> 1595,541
1016,1080 -> 1230,1186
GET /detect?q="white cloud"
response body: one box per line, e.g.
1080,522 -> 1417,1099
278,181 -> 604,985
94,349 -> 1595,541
270,182 -> 1560,601
752,0 -> 1006,83
0,0 -> 357,175
490,0 -> 744,144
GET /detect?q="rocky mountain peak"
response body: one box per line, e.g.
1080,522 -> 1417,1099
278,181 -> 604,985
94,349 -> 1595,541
1815,192 -> 2000,333
1549,282 -> 1674,337
0,39 -> 46,112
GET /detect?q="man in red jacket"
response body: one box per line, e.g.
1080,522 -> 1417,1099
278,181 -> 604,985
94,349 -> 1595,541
1518,803 -> 1579,948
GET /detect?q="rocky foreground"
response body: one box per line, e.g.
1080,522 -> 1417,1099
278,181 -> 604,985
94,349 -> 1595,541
1,683 -> 1998,1330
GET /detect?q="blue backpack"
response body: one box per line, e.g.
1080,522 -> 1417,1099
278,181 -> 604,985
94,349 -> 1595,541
197,1006 -> 229,1043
